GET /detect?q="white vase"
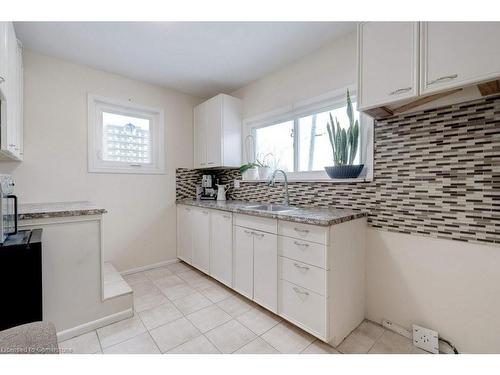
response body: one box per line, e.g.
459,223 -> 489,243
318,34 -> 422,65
242,167 -> 259,181
258,166 -> 271,180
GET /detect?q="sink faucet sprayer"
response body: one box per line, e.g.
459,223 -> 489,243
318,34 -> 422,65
267,169 -> 290,206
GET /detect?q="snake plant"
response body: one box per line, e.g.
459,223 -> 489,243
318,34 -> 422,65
326,90 -> 359,165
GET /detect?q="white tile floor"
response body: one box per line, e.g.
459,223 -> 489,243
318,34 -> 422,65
60,261 -> 429,354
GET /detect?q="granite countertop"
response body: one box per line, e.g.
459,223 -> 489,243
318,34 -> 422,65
176,199 -> 366,226
19,201 -> 107,220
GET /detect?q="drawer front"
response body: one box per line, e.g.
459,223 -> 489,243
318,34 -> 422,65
278,236 -> 327,269
234,213 -> 277,234
279,280 -> 326,338
280,257 -> 326,296
278,221 -> 329,245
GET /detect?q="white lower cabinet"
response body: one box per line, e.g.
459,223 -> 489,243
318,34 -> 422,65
177,205 -> 366,346
233,225 -> 255,299
191,207 -> 210,273
252,230 -> 277,312
176,205 -> 193,264
279,280 -> 327,338
210,210 -> 233,287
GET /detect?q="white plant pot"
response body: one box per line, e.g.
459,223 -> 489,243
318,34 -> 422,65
242,167 -> 259,181
258,166 -> 271,180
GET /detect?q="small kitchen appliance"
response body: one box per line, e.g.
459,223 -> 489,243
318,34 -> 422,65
0,175 -> 18,244
200,173 -> 218,200
216,184 -> 229,201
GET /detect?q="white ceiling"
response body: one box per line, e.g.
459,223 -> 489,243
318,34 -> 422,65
14,22 -> 356,98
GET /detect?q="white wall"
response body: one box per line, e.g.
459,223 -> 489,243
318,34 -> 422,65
231,31 -> 500,353
232,32 -> 357,119
0,50 -> 200,272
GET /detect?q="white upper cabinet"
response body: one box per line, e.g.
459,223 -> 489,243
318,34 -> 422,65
193,93 -> 241,169
0,22 -> 23,161
420,22 -> 500,95
357,22 -> 419,110
0,23 -> 7,94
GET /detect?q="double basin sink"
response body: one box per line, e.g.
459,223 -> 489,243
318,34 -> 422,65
242,204 -> 298,213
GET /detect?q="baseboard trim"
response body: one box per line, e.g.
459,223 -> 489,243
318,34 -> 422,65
120,259 -> 179,276
57,308 -> 134,342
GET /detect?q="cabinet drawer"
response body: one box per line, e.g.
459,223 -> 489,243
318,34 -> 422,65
278,221 -> 329,245
234,214 -> 277,234
280,257 -> 326,296
279,280 -> 326,339
278,236 -> 327,269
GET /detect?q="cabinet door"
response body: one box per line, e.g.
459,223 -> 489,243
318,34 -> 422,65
193,102 -> 206,168
192,208 -> 211,274
15,41 -> 23,159
421,22 -> 500,95
205,95 -> 222,167
358,22 -> 419,110
210,210 -> 233,287
5,23 -> 17,156
253,230 -> 278,312
233,226 -> 254,299
177,205 -> 193,264
0,22 -> 7,95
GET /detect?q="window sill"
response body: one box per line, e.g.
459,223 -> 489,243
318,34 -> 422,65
237,177 -> 370,184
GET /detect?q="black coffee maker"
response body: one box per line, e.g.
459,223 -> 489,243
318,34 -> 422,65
200,174 -> 218,200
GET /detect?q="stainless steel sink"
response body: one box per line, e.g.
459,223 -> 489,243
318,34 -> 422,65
244,204 -> 298,212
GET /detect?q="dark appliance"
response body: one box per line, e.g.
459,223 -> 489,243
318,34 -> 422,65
200,173 -> 218,200
0,229 -> 43,331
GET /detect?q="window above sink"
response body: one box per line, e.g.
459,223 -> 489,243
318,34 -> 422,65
242,86 -> 374,183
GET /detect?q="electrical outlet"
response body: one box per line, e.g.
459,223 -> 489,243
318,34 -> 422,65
234,180 -> 240,188
413,324 -> 439,354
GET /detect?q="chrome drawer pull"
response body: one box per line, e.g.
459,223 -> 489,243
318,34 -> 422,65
0,76 -> 5,83
389,87 -> 412,95
222,214 -> 230,219
293,287 -> 309,296
294,241 -> 309,248
293,263 -> 310,271
428,74 -> 458,85
294,228 -> 309,234
244,230 -> 253,235
254,232 -> 264,238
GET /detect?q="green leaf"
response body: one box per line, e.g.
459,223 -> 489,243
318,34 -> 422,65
346,89 -> 354,128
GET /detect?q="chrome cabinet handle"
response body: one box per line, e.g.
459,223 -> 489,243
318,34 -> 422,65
244,230 -> 253,235
294,228 -> 309,234
207,161 -> 215,165
294,241 -> 309,248
293,287 -> 309,296
293,263 -> 310,271
428,74 -> 458,85
389,87 -> 412,95
202,210 -> 209,215
222,214 -> 230,219
0,76 -> 5,83
254,232 -> 264,238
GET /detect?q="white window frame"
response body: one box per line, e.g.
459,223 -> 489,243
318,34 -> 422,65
242,86 -> 374,182
88,94 -> 165,174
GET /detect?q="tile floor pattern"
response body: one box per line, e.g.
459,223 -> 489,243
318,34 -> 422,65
60,262 -> 428,354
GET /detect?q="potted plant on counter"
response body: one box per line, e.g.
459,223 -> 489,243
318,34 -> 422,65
256,152 -> 274,180
239,162 -> 259,180
325,90 -> 364,179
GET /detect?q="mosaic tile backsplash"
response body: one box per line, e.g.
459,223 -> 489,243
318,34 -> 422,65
176,95 -> 500,245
